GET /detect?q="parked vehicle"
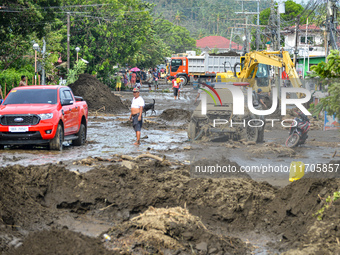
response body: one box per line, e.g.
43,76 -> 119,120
169,52 -> 240,85
0,85 -> 88,150
285,111 -> 311,148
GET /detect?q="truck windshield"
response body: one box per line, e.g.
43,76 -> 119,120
4,89 -> 58,105
171,59 -> 182,72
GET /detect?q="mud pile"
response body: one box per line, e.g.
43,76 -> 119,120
263,174 -> 340,254
1,159 -> 340,254
0,160 -> 274,253
209,52 -> 240,56
68,74 -> 128,113
7,229 -> 115,255
106,206 -> 249,254
159,108 -> 191,122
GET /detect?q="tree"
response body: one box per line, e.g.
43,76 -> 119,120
258,0 -> 304,26
153,19 -> 196,54
252,0 -> 304,50
0,0 -> 61,71
174,11 -> 186,26
57,0 -> 155,83
309,50 -> 340,119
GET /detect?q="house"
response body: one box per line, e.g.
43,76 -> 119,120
282,24 -> 327,77
196,36 -> 243,54
282,24 -> 325,56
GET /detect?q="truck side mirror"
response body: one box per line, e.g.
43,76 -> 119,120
61,99 -> 73,106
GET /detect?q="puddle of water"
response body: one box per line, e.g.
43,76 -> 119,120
56,214 -> 113,237
0,116 -> 190,168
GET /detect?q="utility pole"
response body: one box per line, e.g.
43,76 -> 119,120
277,2 -> 281,50
229,28 -> 233,50
245,16 -> 248,53
67,12 -> 70,74
235,0 -> 261,52
327,0 -> 338,53
276,2 -> 281,95
42,38 -> 46,85
269,0 -> 276,51
293,15 -> 300,66
256,0 -> 260,50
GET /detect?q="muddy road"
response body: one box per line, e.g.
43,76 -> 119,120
1,81 -> 340,254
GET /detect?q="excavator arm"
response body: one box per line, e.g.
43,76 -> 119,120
237,51 -> 283,79
236,50 -> 302,89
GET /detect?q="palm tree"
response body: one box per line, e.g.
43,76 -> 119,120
174,11 -> 186,26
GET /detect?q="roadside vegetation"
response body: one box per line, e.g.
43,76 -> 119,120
0,0 -> 196,92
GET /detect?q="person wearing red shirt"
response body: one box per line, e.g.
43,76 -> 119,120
172,75 -> 180,100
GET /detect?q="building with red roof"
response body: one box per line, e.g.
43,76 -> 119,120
196,36 -> 243,53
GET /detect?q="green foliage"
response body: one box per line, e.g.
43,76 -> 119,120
66,61 -> 87,85
308,50 -> 340,119
313,190 -> 340,220
146,0 -> 270,38
1,0 -> 199,90
0,67 -> 34,95
310,51 -> 340,78
0,0 -> 61,71
258,1 -> 304,26
58,0 -> 155,84
252,0 -> 304,50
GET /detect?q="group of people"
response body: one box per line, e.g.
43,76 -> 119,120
116,68 -> 162,92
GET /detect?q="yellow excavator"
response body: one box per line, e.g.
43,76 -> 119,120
216,50 -> 303,96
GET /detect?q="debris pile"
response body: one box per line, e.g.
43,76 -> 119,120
105,206 -> 249,254
68,73 -> 128,113
159,108 -> 191,121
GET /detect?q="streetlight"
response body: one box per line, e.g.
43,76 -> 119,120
33,43 -> 39,85
75,47 -> 80,62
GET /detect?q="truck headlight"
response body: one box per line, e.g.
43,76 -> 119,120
38,113 -> 53,120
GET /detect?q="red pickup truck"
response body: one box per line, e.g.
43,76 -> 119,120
0,85 -> 88,150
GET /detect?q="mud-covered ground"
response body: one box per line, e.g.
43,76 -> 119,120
1,80 -> 340,254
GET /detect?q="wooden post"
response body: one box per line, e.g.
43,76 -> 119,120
38,75 -> 41,85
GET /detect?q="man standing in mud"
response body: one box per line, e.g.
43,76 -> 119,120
129,88 -> 144,145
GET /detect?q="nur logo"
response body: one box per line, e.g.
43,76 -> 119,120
198,83 -> 222,106
199,83 -> 312,116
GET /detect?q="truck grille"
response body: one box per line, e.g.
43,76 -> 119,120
0,115 -> 40,126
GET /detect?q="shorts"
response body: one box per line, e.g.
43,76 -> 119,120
173,88 -> 179,96
132,113 -> 143,131
116,81 -> 121,89
153,80 -> 158,86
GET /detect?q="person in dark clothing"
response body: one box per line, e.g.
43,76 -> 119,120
135,74 -> 142,89
257,89 -> 268,109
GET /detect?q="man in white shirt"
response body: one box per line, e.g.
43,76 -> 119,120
129,87 -> 145,145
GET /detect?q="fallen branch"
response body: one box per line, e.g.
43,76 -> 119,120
332,150 -> 337,158
134,154 -> 164,161
99,203 -> 115,211
121,155 -> 134,161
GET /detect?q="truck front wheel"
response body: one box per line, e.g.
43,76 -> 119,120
73,124 -> 86,146
178,75 -> 188,86
49,124 -> 64,151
